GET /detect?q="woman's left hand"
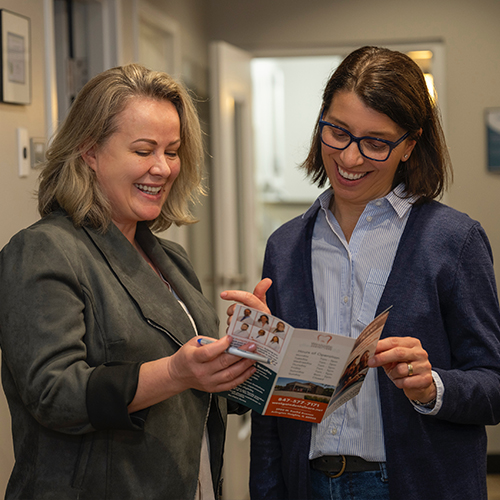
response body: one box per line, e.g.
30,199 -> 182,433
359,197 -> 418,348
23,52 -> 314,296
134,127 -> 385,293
220,278 -> 272,326
368,336 -> 436,404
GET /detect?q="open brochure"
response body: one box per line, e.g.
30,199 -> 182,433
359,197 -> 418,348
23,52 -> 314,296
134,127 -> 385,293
220,304 -> 392,423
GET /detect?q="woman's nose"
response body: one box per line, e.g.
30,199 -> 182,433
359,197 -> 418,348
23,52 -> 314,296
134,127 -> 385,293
340,141 -> 364,167
151,154 -> 172,176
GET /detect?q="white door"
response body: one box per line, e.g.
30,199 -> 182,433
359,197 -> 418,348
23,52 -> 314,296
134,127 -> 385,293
209,41 -> 259,322
209,40 -> 257,500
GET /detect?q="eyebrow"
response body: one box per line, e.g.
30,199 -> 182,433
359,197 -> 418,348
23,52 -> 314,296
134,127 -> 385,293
131,138 -> 181,147
324,114 -> 395,140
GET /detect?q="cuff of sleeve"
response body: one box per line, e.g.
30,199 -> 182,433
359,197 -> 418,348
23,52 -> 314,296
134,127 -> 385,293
87,361 -> 147,431
227,400 -> 251,415
411,370 -> 444,415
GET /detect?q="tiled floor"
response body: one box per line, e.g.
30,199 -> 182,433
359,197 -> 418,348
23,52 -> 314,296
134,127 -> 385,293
488,475 -> 500,500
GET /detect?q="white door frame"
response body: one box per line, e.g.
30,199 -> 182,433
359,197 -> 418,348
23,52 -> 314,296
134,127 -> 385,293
44,0 -> 123,139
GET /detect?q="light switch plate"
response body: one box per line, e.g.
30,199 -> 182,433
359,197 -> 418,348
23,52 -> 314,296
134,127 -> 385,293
17,127 -> 30,177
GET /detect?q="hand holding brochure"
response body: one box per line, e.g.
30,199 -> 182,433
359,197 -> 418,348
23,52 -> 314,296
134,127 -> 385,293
220,305 -> 391,423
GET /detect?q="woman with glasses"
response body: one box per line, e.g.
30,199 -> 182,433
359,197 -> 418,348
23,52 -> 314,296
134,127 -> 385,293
222,46 -> 500,500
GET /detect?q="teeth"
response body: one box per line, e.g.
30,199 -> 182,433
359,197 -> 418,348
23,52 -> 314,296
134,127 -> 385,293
135,184 -> 161,195
338,166 -> 367,181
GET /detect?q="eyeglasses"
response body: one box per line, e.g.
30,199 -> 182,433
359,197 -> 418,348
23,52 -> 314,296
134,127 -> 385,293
319,114 -> 409,162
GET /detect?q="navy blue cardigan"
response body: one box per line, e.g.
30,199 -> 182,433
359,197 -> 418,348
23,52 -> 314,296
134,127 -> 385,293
250,200 -> 500,500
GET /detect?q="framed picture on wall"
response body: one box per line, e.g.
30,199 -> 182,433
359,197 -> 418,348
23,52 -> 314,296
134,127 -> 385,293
486,108 -> 500,173
0,9 -> 31,105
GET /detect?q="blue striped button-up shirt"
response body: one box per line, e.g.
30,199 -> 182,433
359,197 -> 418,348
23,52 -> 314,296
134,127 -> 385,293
309,185 -> 414,462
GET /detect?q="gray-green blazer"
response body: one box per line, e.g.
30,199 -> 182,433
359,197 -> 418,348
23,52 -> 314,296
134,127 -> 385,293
0,210 -> 227,499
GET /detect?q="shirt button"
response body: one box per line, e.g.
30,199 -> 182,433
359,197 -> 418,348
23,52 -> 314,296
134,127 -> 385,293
375,201 -> 382,206
366,216 -> 373,222
331,428 -> 338,435
343,296 -> 349,303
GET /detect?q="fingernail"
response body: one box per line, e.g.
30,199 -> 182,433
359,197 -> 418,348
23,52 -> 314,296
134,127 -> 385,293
220,291 -> 227,298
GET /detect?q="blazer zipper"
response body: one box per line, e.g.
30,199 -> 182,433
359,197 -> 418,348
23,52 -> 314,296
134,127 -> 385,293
146,318 -> 184,347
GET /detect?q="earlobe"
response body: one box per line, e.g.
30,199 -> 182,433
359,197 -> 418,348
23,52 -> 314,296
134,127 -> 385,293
402,137 -> 418,162
401,149 -> 412,162
401,128 -> 421,162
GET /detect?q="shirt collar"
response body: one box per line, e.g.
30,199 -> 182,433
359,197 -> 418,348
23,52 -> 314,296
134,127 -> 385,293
386,184 -> 418,218
303,192 -> 325,218
312,183 -> 417,220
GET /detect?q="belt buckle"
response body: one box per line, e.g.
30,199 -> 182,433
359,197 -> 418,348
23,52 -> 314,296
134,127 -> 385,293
325,455 -> 346,478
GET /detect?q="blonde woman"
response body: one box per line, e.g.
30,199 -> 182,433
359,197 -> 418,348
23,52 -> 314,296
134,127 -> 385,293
0,64 -> 255,500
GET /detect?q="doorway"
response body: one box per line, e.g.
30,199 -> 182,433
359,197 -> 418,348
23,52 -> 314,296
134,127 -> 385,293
251,55 -> 341,271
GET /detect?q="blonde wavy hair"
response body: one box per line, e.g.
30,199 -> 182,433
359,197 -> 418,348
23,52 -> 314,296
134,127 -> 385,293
38,63 -> 204,232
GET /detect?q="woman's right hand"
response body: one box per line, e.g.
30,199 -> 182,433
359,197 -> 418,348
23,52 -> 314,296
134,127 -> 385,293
167,335 -> 257,394
220,278 -> 272,326
128,335 -> 257,413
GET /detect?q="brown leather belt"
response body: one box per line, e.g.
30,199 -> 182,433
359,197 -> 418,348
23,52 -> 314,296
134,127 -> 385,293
310,455 -> 382,478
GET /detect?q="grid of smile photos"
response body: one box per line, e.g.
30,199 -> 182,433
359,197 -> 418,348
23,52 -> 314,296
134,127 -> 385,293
232,307 -> 291,354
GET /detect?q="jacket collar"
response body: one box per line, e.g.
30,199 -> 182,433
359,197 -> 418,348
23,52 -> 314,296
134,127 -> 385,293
83,221 -> 216,346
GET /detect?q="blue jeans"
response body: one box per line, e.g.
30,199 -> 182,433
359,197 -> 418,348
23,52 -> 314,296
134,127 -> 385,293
310,463 -> 389,500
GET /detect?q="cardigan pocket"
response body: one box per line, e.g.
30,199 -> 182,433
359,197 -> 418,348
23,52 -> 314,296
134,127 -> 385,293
358,268 -> 390,326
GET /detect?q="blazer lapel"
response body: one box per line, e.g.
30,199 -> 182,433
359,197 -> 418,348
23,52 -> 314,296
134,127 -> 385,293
83,223 -> 205,347
135,223 -> 219,340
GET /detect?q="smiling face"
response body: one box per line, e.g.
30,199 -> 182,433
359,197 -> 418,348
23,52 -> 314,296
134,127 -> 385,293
322,91 -> 416,214
83,97 -> 181,242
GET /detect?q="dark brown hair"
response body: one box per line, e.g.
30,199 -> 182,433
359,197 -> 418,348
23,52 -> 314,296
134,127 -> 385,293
302,46 -> 452,202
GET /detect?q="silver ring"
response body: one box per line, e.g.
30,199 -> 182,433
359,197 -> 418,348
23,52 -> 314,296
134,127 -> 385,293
407,363 -> 414,377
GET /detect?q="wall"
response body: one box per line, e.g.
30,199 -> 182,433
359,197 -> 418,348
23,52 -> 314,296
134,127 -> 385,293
0,0 -> 47,493
0,1 -> 45,248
